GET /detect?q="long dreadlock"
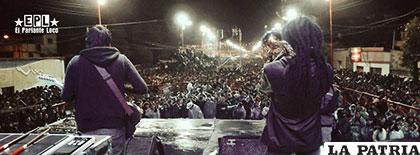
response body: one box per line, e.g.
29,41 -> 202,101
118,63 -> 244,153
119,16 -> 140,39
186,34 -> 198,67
281,17 -> 332,107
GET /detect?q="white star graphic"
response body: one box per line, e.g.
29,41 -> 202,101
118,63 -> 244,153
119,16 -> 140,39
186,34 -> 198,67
50,18 -> 59,26
15,18 -> 23,27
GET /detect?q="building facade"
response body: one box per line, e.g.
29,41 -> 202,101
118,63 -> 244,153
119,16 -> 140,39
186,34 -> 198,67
333,47 -> 401,75
0,58 -> 64,93
0,34 -> 57,59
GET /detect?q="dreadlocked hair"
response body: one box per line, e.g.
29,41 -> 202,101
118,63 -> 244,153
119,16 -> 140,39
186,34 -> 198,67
281,17 -> 332,107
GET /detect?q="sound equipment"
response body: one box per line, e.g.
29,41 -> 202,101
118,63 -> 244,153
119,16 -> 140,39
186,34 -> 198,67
0,128 -> 38,153
11,128 -> 50,155
0,133 -> 111,155
46,118 -> 270,155
45,118 -> 165,155
42,135 -> 96,155
47,118 -> 78,134
126,136 -> 164,155
218,136 -> 267,155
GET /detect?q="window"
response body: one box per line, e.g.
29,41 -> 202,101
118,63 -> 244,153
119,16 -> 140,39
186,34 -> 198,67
370,67 -> 382,74
356,66 -> 364,73
1,86 -> 14,96
47,38 -> 53,44
0,51 -> 13,58
337,60 -> 343,68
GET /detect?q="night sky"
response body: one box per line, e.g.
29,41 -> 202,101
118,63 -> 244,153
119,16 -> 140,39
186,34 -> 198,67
1,0 -> 420,56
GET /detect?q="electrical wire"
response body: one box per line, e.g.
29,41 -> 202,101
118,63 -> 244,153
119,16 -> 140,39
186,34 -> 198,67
37,0 -> 92,9
333,6 -> 420,37
335,19 -> 395,34
56,36 -> 84,44
33,4 -> 97,17
333,0 -> 374,12
334,6 -> 420,29
57,19 -> 164,30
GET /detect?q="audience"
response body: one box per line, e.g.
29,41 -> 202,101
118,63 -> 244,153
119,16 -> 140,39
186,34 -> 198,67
333,69 -> 419,142
0,50 -> 418,142
133,62 -> 269,120
0,85 -> 67,133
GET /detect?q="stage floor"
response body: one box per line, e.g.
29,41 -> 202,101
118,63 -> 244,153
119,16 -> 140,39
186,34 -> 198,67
134,119 -> 266,155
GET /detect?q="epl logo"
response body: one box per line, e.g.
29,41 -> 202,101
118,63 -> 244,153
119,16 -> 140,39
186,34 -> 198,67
15,14 -> 59,34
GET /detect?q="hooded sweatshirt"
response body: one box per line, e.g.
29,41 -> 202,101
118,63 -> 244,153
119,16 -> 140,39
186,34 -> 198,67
61,46 -> 148,132
261,55 -> 332,153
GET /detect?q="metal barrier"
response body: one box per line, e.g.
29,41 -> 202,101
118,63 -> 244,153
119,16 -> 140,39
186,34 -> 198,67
334,84 -> 420,111
0,102 -> 66,114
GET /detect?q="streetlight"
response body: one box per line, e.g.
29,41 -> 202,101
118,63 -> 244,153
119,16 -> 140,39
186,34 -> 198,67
252,41 -> 262,52
273,23 -> 282,30
97,0 -> 106,25
226,39 -> 247,67
3,35 -> 9,40
283,8 -> 298,21
226,40 -> 247,52
200,25 -> 208,32
270,22 -> 282,31
175,11 -> 192,47
200,25 -> 217,55
200,25 -> 216,39
328,0 -> 334,64
200,25 -> 208,49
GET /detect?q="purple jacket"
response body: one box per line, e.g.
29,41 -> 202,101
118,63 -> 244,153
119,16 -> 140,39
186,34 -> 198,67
62,47 -> 148,132
320,87 -> 337,127
261,56 -> 332,153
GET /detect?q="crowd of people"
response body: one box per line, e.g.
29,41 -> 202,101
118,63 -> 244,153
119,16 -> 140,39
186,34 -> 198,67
132,50 -> 420,142
335,69 -> 419,107
0,52 -> 418,142
131,57 -> 270,120
0,85 -> 68,133
333,69 -> 419,142
157,48 -> 218,72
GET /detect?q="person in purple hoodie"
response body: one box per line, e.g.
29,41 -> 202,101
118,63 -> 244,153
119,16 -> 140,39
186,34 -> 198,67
61,25 -> 148,155
260,17 -> 333,155
320,85 -> 338,143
